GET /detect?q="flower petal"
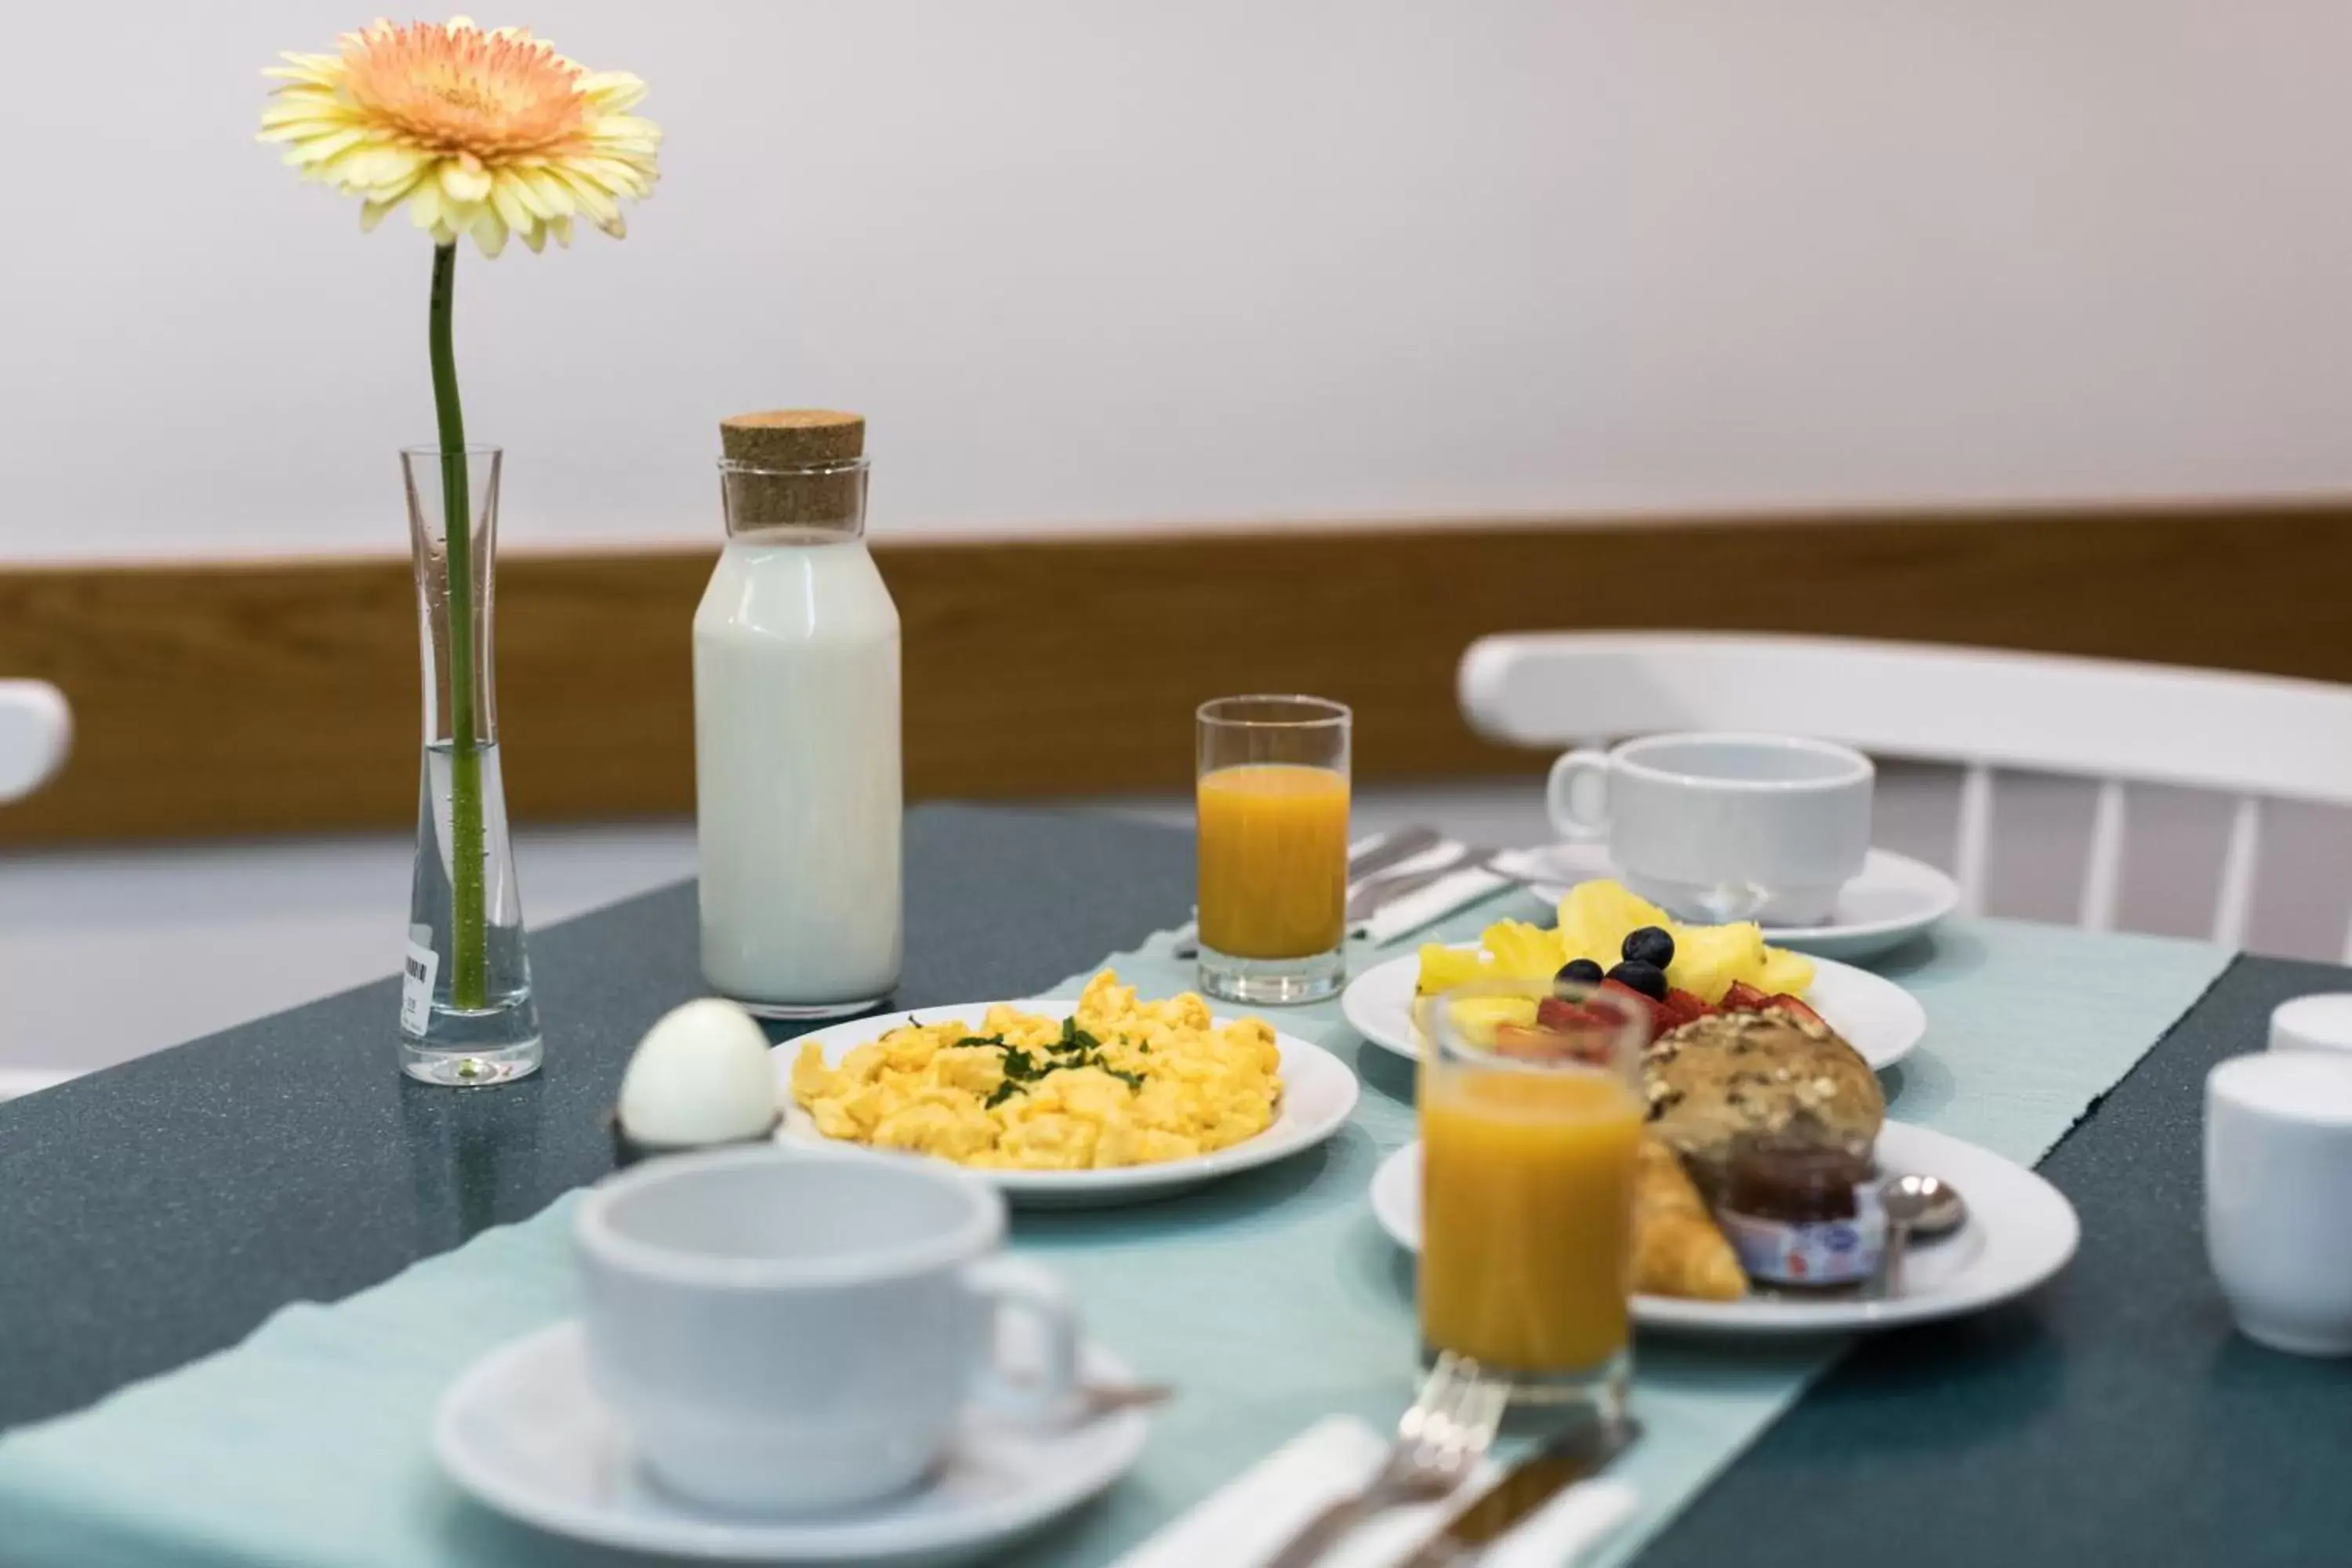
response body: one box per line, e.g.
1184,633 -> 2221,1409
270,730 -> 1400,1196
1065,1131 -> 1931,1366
259,101 -> 347,130
576,71 -> 647,111
470,206 -> 509,258
408,177 -> 443,231
488,174 -> 537,234
517,168 -> 576,217
439,158 -> 492,205
286,125 -> 372,166
496,169 -> 550,220
550,166 -> 620,227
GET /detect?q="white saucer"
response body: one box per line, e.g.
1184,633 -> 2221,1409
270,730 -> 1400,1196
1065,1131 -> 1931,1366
434,1321 -> 1150,1564
774,1000 -> 1359,1209
1369,1121 -> 2078,1334
1515,844 -> 1959,964
1339,948 -> 1924,1074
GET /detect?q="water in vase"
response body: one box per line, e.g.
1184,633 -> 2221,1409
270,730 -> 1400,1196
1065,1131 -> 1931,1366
401,738 -> 542,1085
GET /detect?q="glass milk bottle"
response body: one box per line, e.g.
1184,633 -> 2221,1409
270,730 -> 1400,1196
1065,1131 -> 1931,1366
694,409 -> 902,1017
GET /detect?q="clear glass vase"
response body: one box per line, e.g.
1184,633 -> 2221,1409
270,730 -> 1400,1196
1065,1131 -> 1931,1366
400,445 -> 541,1086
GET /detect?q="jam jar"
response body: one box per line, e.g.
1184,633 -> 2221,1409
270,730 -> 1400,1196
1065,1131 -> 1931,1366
1715,1132 -> 1886,1289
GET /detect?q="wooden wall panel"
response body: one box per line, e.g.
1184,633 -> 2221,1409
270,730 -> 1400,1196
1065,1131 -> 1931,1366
0,503 -> 2347,844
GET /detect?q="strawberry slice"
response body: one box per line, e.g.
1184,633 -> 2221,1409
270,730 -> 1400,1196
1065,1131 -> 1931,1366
1534,996 -> 1585,1032
1665,986 -> 1717,1021
1722,981 -> 1772,1012
1592,979 -> 1661,1042
1765,993 -> 1827,1029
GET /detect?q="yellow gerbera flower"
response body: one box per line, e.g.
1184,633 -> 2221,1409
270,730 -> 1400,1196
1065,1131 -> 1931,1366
260,16 -> 660,256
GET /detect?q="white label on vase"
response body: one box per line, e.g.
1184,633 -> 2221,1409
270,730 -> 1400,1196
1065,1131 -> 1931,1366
400,941 -> 440,1035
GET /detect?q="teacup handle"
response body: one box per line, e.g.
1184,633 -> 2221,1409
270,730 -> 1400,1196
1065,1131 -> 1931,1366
1545,750 -> 1613,841
964,1254 -> 1081,1417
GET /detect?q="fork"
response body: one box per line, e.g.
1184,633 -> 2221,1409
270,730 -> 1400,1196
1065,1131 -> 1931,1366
1260,1353 -> 1508,1568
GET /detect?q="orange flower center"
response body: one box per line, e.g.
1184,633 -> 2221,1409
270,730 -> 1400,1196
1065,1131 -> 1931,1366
342,21 -> 586,161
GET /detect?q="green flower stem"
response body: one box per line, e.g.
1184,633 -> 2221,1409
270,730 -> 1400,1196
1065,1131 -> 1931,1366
428,241 -> 488,1011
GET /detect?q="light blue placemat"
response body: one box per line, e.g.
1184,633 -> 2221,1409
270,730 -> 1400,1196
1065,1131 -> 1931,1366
0,902 -> 2230,1567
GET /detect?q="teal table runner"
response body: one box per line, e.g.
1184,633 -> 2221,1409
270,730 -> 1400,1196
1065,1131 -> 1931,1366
0,898 -> 2230,1566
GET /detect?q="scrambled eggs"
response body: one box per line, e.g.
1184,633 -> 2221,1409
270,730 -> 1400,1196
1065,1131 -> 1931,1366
789,971 -> 1283,1171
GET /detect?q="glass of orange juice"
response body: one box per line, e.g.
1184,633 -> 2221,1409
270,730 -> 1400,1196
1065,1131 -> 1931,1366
1420,978 -> 1647,1414
1195,695 -> 1351,1004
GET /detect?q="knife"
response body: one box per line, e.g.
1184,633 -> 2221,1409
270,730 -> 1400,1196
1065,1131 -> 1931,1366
1394,1414 -> 1640,1566
1345,825 -> 1445,886
1344,845 -> 1499,928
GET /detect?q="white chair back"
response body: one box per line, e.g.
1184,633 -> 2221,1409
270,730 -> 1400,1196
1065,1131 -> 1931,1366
1458,633 -> 2352,954
0,680 -> 70,804
0,681 -> 74,1103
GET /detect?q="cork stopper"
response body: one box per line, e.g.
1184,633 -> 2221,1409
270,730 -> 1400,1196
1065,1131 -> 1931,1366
717,409 -> 868,536
720,409 -> 866,467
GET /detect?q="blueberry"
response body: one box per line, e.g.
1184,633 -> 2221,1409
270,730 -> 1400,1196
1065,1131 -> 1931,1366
1621,926 -> 1675,970
1606,960 -> 1668,1002
1555,957 -> 1605,988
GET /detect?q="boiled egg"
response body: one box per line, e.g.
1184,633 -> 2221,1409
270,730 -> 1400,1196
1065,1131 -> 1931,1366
617,998 -> 779,1146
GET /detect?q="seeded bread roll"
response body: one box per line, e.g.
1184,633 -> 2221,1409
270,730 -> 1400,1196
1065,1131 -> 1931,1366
1642,1009 -> 1884,1177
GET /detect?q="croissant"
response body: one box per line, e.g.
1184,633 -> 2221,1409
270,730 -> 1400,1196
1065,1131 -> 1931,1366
1634,1136 -> 1747,1301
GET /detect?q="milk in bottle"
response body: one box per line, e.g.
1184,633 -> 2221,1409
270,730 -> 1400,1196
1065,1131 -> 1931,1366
693,409 -> 902,1016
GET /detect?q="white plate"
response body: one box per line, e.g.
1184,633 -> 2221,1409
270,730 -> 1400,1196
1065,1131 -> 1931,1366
772,1000 -> 1360,1208
1338,949 -> 1924,1074
1516,844 -> 1960,964
434,1320 -> 1148,1564
1369,1121 -> 2078,1334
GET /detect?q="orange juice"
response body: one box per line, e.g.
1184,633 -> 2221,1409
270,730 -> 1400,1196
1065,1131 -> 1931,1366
1420,1066 -> 1643,1372
1196,764 -> 1349,959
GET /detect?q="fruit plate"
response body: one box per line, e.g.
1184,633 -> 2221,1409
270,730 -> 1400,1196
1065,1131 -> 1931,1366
1513,843 -> 1959,964
1368,1121 -> 2078,1334
771,1001 -> 1359,1210
1338,946 -> 1923,1073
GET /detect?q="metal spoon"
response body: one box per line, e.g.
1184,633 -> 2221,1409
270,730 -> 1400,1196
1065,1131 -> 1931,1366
1889,1173 -> 1966,1240
1000,1374 -> 1174,1424
1072,1381 -> 1174,1420
1875,1174 -> 1966,1301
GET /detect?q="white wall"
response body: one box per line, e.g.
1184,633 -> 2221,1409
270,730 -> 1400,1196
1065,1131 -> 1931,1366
5,0 -> 2350,563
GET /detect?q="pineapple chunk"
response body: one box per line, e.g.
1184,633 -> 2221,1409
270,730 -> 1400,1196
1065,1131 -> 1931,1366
1665,920 -> 1768,1003
1444,994 -> 1539,1047
1415,943 -> 1496,996
1481,919 -> 1566,981
1756,946 -> 1817,996
1555,880 -> 1672,967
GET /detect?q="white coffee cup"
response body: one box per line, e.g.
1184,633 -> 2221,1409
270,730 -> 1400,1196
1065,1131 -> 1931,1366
2267,993 -> 2352,1056
2205,1051 -> 2352,1356
1544,732 -> 1874,926
575,1145 -> 1080,1512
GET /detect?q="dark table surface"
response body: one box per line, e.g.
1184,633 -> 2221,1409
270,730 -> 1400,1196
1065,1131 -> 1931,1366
3,804 -> 2348,1563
